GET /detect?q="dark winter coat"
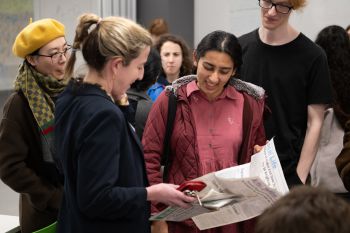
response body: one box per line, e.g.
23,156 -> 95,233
0,91 -> 62,233
55,82 -> 150,233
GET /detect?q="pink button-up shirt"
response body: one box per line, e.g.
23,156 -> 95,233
187,80 -> 244,175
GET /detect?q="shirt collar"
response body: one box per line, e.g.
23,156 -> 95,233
186,80 -> 241,100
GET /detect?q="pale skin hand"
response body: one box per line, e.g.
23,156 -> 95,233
254,140 -> 269,154
147,184 -> 195,233
297,104 -> 326,184
151,221 -> 168,233
146,183 -> 196,208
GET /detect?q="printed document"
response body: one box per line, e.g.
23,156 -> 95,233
149,138 -> 289,230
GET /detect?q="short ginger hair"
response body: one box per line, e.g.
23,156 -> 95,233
148,18 -> 168,36
289,0 -> 307,10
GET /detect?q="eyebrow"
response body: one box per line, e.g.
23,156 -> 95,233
203,61 -> 232,70
162,51 -> 181,54
272,0 -> 292,6
46,42 -> 68,53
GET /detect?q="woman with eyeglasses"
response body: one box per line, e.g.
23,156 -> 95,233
0,18 -> 69,233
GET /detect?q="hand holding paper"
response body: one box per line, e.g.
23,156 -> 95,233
146,183 -> 196,209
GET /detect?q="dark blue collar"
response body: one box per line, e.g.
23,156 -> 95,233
157,74 -> 170,86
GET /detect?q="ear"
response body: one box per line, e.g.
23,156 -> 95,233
110,57 -> 124,75
192,50 -> 198,67
231,68 -> 237,77
26,56 -> 37,67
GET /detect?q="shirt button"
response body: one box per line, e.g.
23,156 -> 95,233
209,143 -> 212,148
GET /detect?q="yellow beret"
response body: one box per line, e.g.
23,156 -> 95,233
12,18 -> 65,58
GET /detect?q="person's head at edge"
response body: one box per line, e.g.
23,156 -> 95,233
148,18 -> 169,44
315,25 -> 350,125
255,186 -> 350,233
155,34 -> 192,83
12,18 -> 69,80
259,0 -> 306,31
131,48 -> 161,92
193,30 -> 242,101
346,25 -> 350,37
65,13 -> 152,100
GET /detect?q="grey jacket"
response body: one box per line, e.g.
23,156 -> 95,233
127,88 -> 153,139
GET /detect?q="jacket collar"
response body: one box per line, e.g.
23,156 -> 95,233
157,74 -> 170,86
166,75 -> 265,100
66,79 -> 115,103
127,88 -> 151,101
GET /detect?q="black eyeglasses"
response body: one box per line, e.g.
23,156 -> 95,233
35,45 -> 72,63
258,0 -> 293,14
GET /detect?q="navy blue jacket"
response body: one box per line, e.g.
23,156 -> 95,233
55,81 -> 150,233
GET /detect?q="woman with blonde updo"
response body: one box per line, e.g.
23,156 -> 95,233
54,13 -> 195,233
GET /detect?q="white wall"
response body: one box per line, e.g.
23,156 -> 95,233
34,0 -> 100,46
194,0 -> 350,46
33,0 -> 136,76
290,0 -> 350,41
34,0 -> 136,46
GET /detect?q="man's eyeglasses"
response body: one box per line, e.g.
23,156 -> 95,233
35,46 -> 72,63
258,0 -> 293,14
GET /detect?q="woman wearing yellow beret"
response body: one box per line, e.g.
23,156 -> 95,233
0,18 -> 70,233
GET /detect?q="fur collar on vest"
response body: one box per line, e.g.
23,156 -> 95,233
165,75 -> 265,100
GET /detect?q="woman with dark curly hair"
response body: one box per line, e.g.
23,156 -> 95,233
147,34 -> 192,101
315,25 -> 350,124
311,25 -> 350,197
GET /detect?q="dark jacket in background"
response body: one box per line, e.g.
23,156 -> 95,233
336,119 -> 350,191
127,88 -> 153,139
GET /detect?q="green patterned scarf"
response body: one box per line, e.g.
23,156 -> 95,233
14,62 -> 68,163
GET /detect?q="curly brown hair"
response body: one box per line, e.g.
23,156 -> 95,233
315,25 -> 350,126
155,34 -> 193,78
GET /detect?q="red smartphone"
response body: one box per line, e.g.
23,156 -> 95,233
155,181 -> 207,210
177,180 -> 206,192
